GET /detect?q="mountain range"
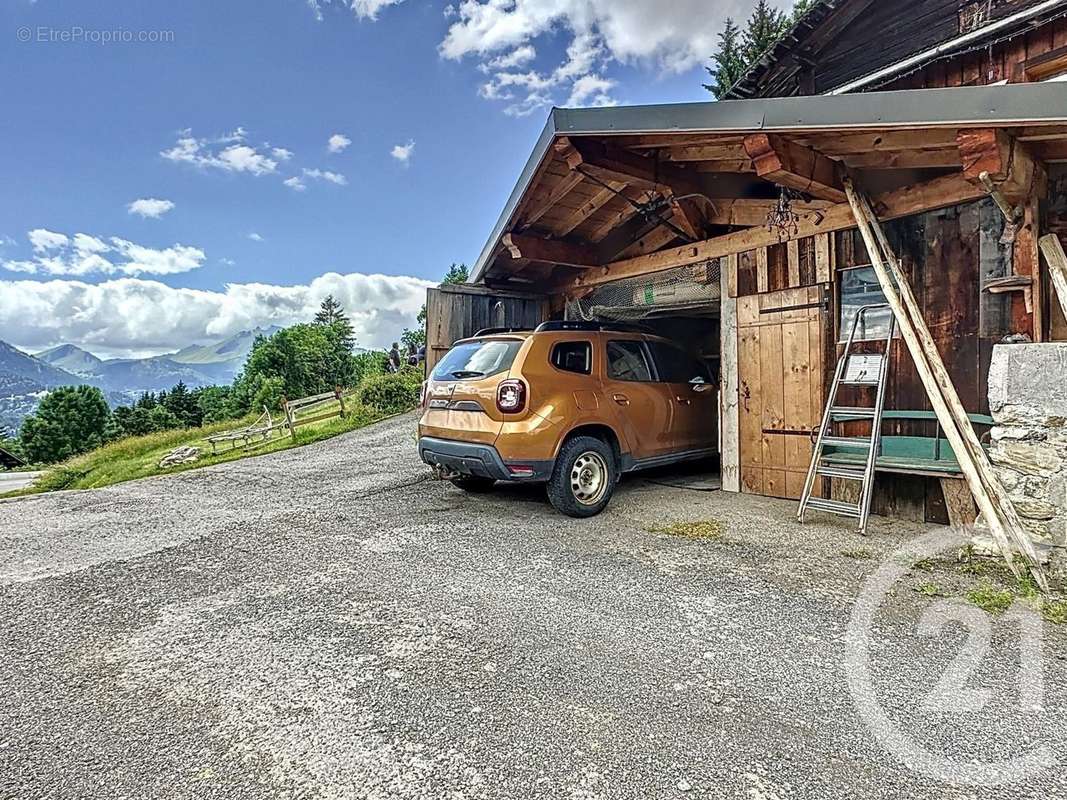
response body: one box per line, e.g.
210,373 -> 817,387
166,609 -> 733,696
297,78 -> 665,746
0,327 -> 281,435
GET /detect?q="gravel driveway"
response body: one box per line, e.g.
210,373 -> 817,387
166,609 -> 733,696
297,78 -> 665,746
1,413 -> 1065,799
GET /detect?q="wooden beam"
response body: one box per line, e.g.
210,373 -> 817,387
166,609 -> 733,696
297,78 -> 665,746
1039,234 -> 1067,328
661,144 -> 751,163
705,198 -> 834,227
568,172 -> 986,291
743,133 -> 846,203
795,128 -> 961,156
520,170 -> 585,228
560,136 -> 704,197
549,180 -> 627,237
957,128 -> 1041,204
614,221 -> 681,260
587,191 -> 645,242
839,149 -> 962,170
502,233 -> 599,269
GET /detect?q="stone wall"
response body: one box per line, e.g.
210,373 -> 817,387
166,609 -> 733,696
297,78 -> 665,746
987,343 -> 1067,548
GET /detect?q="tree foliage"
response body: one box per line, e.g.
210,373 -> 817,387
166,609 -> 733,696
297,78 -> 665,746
705,0 -> 809,99
19,385 -> 110,464
314,294 -> 356,352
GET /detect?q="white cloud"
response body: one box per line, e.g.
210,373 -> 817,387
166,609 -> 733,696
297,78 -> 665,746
248,232 -> 265,242
302,167 -> 348,185
283,176 -> 307,192
306,0 -> 406,21
390,140 -> 415,165
439,0 -> 771,113
161,130 -> 282,176
328,133 -> 352,153
2,229 -> 204,277
0,271 -> 433,357
127,198 -> 176,219
567,74 -> 617,107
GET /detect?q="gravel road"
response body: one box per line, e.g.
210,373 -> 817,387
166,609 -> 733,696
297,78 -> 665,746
1,412 -> 1065,799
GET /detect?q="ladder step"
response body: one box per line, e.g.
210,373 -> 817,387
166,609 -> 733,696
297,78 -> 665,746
821,436 -> 872,449
805,497 -> 862,519
840,378 -> 881,386
817,464 -> 868,480
829,406 -> 877,419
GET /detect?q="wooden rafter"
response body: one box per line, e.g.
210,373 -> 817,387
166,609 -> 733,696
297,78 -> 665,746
558,136 -> 704,197
743,133 -> 846,202
502,232 -> 599,269
548,179 -> 627,237
519,170 -> 585,228
957,128 -> 1042,204
564,172 -> 987,291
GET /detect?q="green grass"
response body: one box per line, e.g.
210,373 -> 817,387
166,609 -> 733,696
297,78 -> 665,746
647,519 -> 726,540
915,581 -> 947,598
966,582 -> 1018,614
5,399 -> 388,496
841,547 -> 875,560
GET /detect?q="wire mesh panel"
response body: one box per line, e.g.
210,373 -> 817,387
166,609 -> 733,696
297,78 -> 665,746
567,260 -> 722,321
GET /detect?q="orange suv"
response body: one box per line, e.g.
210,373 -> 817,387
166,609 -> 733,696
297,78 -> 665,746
417,321 -> 718,517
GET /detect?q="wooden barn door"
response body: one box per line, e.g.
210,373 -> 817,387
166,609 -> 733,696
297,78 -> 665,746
425,284 -> 548,375
737,284 -> 832,500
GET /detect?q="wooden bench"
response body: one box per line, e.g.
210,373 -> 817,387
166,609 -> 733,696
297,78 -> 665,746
820,410 -> 994,526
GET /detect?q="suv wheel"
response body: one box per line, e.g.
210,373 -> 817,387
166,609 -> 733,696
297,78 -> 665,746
547,436 -> 616,518
450,476 -> 497,493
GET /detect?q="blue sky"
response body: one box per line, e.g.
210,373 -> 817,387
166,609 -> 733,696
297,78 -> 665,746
0,0 -> 775,357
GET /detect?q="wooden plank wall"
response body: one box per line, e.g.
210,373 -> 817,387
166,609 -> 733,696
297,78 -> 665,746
884,14 -> 1067,90
732,232 -> 833,500
425,284 -> 548,374
831,199 -> 1015,522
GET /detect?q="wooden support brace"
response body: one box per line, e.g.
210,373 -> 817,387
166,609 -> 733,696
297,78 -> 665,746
1039,233 -> 1067,327
844,178 -> 1048,591
503,233 -> 599,269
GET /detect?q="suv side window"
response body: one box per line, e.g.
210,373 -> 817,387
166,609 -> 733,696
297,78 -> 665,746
551,341 -> 592,375
606,340 -> 653,382
648,341 -> 711,384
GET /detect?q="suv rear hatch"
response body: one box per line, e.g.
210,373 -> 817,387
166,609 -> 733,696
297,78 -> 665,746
421,336 -> 526,445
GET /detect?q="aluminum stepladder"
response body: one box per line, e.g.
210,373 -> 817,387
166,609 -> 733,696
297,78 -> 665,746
797,304 -> 896,534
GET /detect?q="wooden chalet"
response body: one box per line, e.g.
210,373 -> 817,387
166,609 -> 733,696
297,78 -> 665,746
428,1 -> 1067,526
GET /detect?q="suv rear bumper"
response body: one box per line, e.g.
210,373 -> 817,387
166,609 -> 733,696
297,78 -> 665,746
418,436 -> 552,482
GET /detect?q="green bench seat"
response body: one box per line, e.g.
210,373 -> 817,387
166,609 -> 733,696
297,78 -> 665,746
821,411 -> 994,479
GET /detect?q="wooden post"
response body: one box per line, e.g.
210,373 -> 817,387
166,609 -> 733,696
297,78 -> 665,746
844,179 -> 1047,590
335,385 -> 346,418
1038,234 -> 1067,329
281,395 -> 296,439
720,254 -> 741,492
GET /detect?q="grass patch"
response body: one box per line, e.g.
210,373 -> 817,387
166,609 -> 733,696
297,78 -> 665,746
915,581 -> 947,598
1043,601 -> 1067,625
647,519 -> 726,540
841,548 -> 875,560
5,400 -> 386,496
966,581 -> 1017,614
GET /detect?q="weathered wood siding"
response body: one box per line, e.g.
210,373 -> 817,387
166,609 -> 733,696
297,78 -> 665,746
425,284 -> 548,375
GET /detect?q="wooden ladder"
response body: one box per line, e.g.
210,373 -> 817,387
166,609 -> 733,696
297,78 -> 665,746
798,304 -> 895,533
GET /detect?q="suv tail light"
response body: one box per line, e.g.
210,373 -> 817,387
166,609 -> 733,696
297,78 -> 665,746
496,379 -> 526,413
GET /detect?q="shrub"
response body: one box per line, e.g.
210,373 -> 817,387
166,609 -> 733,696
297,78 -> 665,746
357,372 -> 421,415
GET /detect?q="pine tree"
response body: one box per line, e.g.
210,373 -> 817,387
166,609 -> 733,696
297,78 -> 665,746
791,0 -> 814,23
703,18 -> 746,99
313,294 -> 356,352
742,0 -> 789,65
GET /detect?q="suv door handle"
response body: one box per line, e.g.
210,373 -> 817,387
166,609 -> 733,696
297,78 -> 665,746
675,395 -> 692,404
612,393 -> 630,405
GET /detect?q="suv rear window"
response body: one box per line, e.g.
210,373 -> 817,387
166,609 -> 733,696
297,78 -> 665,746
551,341 -> 592,375
432,339 -> 522,380
648,341 -> 712,384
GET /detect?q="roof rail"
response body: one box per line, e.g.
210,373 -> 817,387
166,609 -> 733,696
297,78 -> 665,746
471,327 -> 527,337
534,320 -> 655,335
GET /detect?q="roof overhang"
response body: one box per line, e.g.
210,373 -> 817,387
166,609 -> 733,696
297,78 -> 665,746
470,84 -> 1067,290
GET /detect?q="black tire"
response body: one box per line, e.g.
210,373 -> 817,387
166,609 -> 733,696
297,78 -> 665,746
547,435 -> 617,518
451,476 -> 497,493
